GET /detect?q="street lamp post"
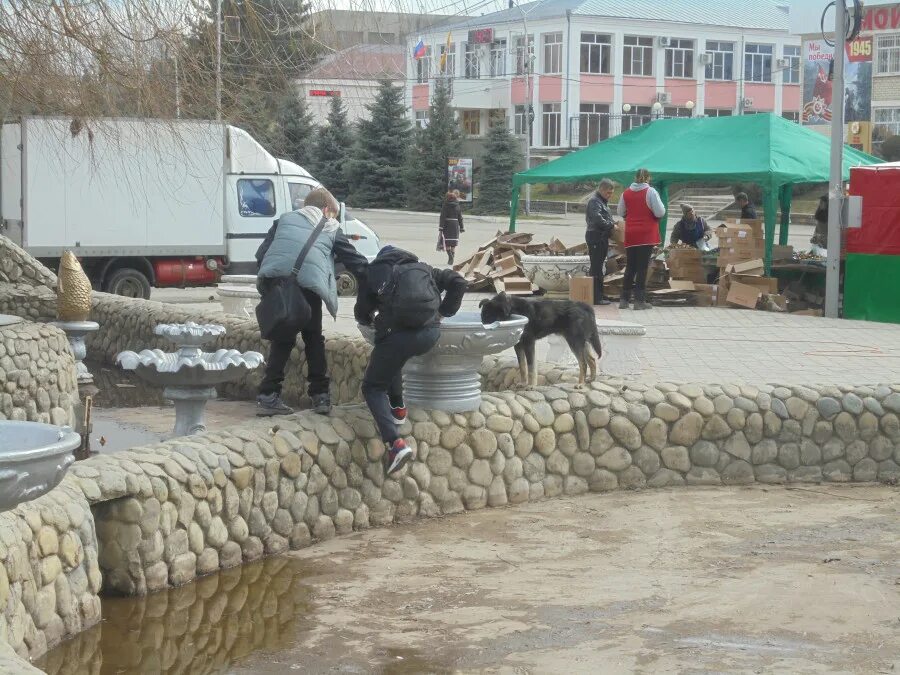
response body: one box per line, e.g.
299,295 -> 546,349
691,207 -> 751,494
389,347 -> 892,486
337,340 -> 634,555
825,0 -> 847,318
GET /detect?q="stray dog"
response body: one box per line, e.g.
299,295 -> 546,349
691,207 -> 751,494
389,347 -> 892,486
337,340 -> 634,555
480,292 -> 602,388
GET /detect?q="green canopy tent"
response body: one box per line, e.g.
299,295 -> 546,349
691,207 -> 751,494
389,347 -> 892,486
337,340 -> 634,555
510,114 -> 881,269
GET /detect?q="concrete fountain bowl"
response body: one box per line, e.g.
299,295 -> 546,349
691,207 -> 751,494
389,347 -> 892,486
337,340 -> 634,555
0,421 -> 79,512
520,254 -> 592,298
359,311 -> 528,412
116,322 -> 264,437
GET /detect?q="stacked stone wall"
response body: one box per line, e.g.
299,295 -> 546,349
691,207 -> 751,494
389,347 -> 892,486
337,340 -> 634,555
0,321 -> 77,426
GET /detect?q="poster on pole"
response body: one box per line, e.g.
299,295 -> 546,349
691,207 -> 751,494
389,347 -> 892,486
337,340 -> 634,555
447,158 -> 473,202
802,38 -> 872,125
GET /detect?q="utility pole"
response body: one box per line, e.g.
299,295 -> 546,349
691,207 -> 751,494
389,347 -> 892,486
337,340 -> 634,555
825,0 -> 846,318
215,0 -> 223,122
520,8 -> 532,216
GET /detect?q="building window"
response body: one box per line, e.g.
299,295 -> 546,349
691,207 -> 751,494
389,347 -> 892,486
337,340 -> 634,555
490,39 -> 507,76
704,108 -> 733,117
624,36 -> 653,76
336,30 -> 364,48
783,45 -> 800,84
876,35 -> 900,75
464,42 -> 480,79
665,38 -> 694,78
514,104 -> 529,137
782,111 -> 800,123
580,32 -> 611,74
578,103 -> 610,146
664,106 -> 693,118
462,110 -> 480,135
745,43 -> 773,83
515,35 -> 534,75
873,108 -> 900,153
542,32 -> 563,74
705,41 -> 734,80
415,111 -> 429,128
488,109 -> 507,128
542,103 -> 561,146
439,43 -> 456,77
416,46 -> 432,83
369,32 -> 395,44
621,105 -> 653,133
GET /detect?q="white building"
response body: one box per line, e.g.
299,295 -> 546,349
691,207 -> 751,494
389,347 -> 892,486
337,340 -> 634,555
406,0 -> 802,156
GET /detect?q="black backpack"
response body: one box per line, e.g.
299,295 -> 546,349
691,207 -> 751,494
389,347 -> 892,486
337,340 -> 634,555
381,262 -> 441,329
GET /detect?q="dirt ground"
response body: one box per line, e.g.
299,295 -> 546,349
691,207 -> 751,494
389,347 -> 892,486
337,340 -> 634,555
233,485 -> 900,675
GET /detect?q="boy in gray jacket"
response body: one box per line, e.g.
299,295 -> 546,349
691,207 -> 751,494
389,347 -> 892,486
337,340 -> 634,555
255,188 -> 368,416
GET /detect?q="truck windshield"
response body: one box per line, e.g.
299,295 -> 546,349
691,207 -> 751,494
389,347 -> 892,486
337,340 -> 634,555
238,179 -> 275,217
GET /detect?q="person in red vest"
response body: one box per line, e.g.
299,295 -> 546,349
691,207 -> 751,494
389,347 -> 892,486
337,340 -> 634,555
616,168 -> 666,310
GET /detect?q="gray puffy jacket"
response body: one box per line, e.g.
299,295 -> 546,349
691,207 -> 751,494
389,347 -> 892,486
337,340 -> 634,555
257,206 -> 363,318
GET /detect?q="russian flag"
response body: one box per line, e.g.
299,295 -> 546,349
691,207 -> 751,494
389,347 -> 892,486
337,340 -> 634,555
413,39 -> 426,59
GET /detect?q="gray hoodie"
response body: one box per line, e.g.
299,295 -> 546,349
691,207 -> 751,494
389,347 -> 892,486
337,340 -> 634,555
616,182 -> 667,219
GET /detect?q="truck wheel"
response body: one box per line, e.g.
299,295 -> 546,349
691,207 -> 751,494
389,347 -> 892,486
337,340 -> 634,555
336,271 -> 358,297
106,268 -> 152,299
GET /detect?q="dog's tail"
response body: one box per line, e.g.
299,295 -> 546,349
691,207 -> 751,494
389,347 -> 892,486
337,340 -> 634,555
588,324 -> 602,360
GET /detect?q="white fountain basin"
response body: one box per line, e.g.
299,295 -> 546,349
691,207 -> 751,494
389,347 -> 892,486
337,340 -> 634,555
520,254 -> 591,297
0,421 -> 79,511
359,311 -> 528,412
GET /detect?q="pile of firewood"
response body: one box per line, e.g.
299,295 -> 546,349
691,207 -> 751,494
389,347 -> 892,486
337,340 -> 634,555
452,231 -> 589,295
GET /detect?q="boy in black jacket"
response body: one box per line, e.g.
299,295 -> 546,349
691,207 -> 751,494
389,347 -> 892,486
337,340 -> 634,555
355,246 -> 466,475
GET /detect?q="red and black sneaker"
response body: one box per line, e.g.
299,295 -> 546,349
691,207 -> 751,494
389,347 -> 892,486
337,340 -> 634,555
390,405 -> 408,425
384,439 -> 412,476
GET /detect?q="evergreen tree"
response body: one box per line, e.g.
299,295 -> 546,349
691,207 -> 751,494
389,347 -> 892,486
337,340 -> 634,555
276,93 -> 315,166
475,120 -> 523,215
310,96 -> 354,199
404,79 -> 462,211
345,80 -> 411,208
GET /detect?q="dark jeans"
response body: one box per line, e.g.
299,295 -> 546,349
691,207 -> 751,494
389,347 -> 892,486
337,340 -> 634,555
622,245 -> 654,302
586,235 -> 609,304
362,325 -> 440,444
259,287 -> 329,398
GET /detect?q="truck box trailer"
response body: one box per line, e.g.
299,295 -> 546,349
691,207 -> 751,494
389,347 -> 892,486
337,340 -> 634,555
0,117 -> 320,298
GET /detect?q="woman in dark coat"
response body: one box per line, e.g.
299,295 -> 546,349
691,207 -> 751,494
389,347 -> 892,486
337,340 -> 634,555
438,190 -> 465,265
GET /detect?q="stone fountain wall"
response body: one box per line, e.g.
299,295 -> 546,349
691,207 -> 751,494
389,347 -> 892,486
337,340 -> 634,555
0,320 -> 78,427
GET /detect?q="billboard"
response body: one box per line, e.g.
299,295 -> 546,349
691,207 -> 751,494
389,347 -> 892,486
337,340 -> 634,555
447,158 -> 473,203
802,38 -> 872,125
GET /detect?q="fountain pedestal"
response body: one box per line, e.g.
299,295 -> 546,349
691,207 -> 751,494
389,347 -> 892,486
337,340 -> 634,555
117,323 -> 264,438
51,320 -> 99,385
360,312 -> 527,413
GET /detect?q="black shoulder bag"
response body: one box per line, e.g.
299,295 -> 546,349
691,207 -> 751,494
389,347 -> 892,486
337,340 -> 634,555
256,216 -> 328,341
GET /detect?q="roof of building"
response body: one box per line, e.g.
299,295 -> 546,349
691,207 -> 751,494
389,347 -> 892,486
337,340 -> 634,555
436,0 -> 790,33
301,44 -> 405,81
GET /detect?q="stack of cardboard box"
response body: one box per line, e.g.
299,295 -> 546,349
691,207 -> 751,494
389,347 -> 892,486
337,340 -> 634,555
666,246 -> 707,283
717,220 -> 765,271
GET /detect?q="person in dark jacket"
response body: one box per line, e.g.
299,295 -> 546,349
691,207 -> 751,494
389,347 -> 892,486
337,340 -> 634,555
812,194 -> 829,252
670,204 -> 712,248
584,178 -> 615,305
355,246 -> 466,475
438,191 -> 465,265
255,188 -> 368,416
736,192 -> 758,219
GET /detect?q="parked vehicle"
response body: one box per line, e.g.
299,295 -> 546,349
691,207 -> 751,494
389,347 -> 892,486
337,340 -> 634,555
335,206 -> 381,296
0,117 -> 320,298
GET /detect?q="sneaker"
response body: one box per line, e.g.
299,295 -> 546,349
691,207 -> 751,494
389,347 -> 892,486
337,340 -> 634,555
595,298 -> 611,306
633,301 -> 654,311
256,393 -> 293,417
618,298 -> 629,309
390,405 -> 408,425
384,439 -> 413,476
311,393 -> 332,415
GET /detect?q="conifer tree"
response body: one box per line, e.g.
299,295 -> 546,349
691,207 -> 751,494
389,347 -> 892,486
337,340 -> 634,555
276,93 -> 315,166
310,95 -> 354,200
475,120 -> 522,214
345,80 -> 411,208
404,79 -> 462,211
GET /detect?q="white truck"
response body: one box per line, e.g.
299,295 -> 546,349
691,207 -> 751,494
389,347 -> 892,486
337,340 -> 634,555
0,117 -> 321,298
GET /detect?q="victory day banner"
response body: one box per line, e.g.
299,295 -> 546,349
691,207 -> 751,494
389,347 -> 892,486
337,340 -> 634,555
802,38 -> 873,125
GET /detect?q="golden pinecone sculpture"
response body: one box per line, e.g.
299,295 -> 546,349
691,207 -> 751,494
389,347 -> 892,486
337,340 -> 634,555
57,251 -> 92,321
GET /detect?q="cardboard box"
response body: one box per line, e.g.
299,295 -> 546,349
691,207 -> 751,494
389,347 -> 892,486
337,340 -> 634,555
668,280 -> 696,291
695,283 -> 717,307
725,219 -> 764,237
726,281 -> 762,309
612,223 -> 625,244
793,309 -> 823,317
724,259 -> 766,276
569,276 -> 594,304
731,274 -> 778,294
771,245 -> 795,261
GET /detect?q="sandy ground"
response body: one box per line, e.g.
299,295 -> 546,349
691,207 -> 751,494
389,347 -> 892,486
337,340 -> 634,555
232,485 -> 900,674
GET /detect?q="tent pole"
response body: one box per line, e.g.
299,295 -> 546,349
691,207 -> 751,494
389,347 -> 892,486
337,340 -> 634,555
657,182 -> 669,244
509,185 -> 521,233
763,187 -> 778,275
779,184 -> 792,246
